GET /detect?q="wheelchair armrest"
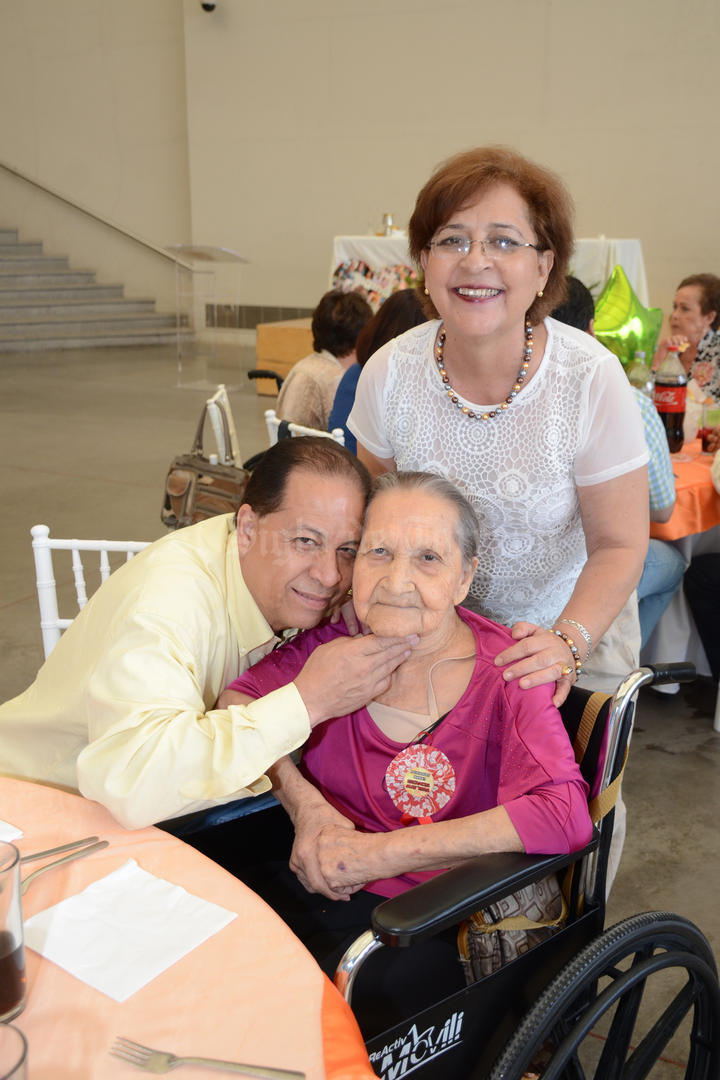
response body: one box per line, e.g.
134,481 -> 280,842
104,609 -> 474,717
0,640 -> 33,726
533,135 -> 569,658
370,837 -> 598,947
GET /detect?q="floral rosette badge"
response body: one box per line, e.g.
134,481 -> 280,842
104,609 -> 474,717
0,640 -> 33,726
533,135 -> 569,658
385,745 -> 456,819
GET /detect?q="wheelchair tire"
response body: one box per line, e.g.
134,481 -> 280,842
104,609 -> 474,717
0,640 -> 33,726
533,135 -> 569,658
488,911 -> 720,1080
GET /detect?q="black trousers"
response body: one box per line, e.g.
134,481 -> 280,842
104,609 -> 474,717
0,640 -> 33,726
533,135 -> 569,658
186,806 -> 465,1037
684,554 -> 720,681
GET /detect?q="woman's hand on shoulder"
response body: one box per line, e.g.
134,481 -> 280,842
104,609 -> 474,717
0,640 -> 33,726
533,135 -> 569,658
494,622 -> 576,706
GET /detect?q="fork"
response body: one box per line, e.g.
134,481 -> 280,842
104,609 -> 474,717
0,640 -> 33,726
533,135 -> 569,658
20,839 -> 108,894
110,1037 -> 306,1078
20,836 -> 100,863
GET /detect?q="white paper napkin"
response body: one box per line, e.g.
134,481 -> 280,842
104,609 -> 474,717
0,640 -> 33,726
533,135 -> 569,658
24,859 -> 236,1002
0,819 -> 23,842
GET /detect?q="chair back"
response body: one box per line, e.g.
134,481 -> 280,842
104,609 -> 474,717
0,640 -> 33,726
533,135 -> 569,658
559,687 -> 612,793
263,408 -> 345,447
31,524 -> 150,659
559,684 -> 631,905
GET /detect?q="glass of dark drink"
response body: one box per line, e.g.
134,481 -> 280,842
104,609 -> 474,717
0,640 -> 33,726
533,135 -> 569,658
0,845 -> 25,1024
0,1024 -> 27,1079
700,405 -> 720,452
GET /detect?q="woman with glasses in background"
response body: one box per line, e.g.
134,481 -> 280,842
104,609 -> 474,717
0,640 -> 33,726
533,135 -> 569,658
348,146 -> 649,706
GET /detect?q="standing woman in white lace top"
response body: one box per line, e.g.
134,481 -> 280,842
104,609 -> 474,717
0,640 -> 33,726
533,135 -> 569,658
348,147 -> 649,705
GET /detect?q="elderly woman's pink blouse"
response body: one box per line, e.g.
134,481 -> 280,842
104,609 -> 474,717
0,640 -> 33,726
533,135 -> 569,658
227,608 -> 592,898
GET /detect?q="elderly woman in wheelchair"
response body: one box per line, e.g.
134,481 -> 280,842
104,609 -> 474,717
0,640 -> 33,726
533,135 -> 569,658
209,469 -> 720,1079
218,480 -> 587,954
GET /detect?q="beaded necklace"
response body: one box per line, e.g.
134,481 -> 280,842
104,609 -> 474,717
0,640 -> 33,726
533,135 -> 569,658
434,321 -> 533,421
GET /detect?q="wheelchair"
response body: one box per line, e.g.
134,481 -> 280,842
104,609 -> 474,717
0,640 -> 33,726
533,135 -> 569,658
327,661 -> 720,1079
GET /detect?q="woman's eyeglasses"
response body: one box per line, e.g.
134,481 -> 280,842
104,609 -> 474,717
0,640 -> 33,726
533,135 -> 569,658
427,235 -> 543,258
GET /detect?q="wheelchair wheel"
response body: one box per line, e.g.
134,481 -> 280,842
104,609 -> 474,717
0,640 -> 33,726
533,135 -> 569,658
489,911 -> 720,1080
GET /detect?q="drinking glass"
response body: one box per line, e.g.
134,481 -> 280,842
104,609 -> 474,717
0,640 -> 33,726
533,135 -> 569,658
0,1024 -> 27,1079
0,846 -> 25,1023
700,404 -> 720,452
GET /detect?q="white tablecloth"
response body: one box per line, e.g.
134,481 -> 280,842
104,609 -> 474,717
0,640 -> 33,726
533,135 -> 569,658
331,235 -> 649,305
641,524 -> 720,680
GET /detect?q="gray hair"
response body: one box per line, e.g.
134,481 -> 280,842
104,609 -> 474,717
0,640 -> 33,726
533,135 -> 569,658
367,471 -> 480,568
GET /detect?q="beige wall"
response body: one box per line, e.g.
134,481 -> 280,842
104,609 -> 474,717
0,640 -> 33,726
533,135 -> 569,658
1,0 -> 718,319
0,0 -> 191,312
182,0 -> 720,316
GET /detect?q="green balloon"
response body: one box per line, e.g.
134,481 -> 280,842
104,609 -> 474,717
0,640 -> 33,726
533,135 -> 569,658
594,265 -> 663,368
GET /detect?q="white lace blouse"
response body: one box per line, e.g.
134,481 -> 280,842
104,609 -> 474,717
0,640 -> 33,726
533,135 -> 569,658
348,317 -> 648,628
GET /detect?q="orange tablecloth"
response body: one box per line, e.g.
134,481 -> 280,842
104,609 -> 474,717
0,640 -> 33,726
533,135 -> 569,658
4,779 -> 374,1080
649,439 -> 720,541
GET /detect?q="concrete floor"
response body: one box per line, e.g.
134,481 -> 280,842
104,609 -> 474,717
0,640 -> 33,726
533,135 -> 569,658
1,343 -> 718,1074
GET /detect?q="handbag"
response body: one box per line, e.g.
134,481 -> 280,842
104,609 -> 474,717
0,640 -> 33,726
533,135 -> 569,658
161,400 -> 250,529
457,873 -> 567,982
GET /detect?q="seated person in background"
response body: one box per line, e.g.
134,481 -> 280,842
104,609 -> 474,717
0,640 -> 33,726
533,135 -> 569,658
552,277 -> 686,647
0,439 -> 417,829
276,289 -> 372,431
328,289 -> 426,452
217,472 -> 592,984
652,273 -> 720,405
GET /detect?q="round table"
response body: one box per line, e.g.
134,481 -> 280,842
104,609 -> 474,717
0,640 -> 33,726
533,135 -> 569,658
4,778 -> 375,1080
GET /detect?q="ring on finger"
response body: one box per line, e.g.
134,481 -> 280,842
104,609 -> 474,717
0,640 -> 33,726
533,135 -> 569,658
560,664 -> 574,677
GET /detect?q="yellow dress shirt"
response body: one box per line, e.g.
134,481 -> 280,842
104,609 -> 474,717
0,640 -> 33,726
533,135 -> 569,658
0,514 -> 311,828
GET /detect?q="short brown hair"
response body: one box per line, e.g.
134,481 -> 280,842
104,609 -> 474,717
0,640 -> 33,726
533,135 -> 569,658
678,273 -> 720,331
242,437 -> 371,518
408,146 -> 574,324
312,289 -> 372,356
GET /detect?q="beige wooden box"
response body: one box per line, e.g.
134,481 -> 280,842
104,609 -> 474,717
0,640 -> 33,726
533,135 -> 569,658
254,317 -> 313,396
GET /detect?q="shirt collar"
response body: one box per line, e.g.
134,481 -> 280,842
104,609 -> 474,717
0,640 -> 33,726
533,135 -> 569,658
224,525 -> 279,656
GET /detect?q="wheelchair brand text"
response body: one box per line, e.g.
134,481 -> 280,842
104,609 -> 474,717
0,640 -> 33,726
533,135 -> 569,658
370,1011 -> 464,1079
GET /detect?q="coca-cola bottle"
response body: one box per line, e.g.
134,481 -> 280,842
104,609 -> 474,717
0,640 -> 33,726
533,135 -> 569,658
653,345 -> 687,453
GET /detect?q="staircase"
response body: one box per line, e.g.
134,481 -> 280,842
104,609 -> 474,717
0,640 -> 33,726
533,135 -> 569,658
0,228 -> 187,351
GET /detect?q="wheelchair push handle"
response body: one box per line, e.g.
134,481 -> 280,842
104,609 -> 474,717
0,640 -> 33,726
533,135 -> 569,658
646,662 -> 696,685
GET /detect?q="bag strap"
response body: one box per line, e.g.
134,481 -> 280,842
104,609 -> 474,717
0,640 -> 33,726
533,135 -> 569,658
191,405 -> 209,457
190,399 -> 234,461
468,889 -> 568,934
588,745 -> 628,824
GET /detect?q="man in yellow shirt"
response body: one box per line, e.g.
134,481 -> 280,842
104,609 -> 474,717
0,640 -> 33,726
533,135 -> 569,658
0,438 -> 414,829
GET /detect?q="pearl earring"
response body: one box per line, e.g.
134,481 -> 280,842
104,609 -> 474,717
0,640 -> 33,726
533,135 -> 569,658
537,289 -> 544,298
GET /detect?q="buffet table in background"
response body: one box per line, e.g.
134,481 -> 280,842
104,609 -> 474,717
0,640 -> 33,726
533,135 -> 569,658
330,235 -> 649,307
6,778 -> 375,1080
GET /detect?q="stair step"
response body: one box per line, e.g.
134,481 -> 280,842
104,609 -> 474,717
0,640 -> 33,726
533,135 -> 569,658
0,242 -> 43,256
0,298 -> 156,319
0,270 -> 97,286
0,256 -> 69,273
0,226 -> 185,352
0,326 -> 192,352
0,283 -> 125,303
0,314 -> 178,336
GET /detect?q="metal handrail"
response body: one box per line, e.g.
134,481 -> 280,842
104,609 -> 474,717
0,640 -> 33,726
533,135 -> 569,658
0,159 -> 193,270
